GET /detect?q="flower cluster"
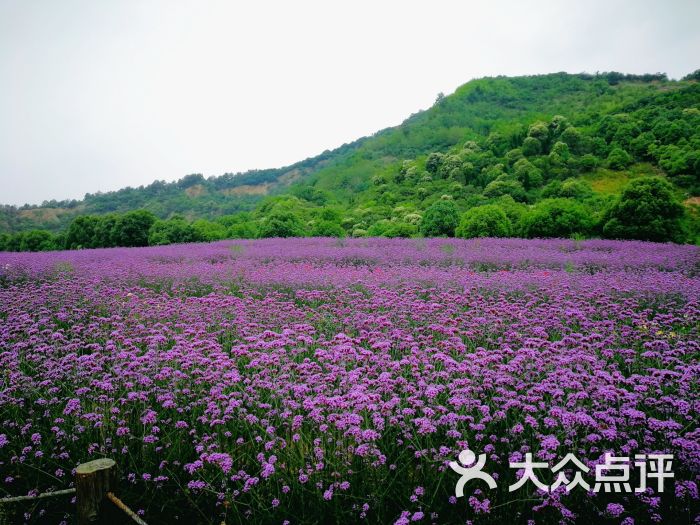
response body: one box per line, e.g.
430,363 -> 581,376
0,238 -> 698,524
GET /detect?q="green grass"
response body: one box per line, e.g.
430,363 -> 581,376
583,163 -> 661,195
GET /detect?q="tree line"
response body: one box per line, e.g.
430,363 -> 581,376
0,173 -> 690,252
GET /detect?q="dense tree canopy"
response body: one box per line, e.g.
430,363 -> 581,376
311,220 -> 345,238
520,199 -> 594,239
420,200 -> 459,237
114,210 -> 157,247
455,205 -> 511,238
258,211 -> 306,238
148,217 -> 202,246
602,177 -> 687,243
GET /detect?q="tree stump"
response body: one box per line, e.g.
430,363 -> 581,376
75,458 -> 116,525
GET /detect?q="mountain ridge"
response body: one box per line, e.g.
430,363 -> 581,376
1,70 -> 699,246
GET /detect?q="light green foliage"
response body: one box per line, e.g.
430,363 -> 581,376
257,211 -> 306,238
419,200 -> 459,237
522,136 -> 542,157
478,164 -> 507,188
310,220 -> 345,238
437,155 -> 463,180
513,158 -> 543,190
218,212 -> 259,239
505,148 -> 524,166
456,205 -> 511,238
293,186 -> 331,205
550,141 -> 571,162
656,145 -> 697,176
192,219 -> 228,241
494,195 -> 527,225
483,179 -> 527,201
542,178 -> 593,199
148,217 -> 202,245
520,199 -> 594,238
485,131 -> 509,156
425,152 -> 444,175
630,131 -> 656,159
548,115 -> 570,138
227,222 -> 258,239
560,126 -> 583,154
578,154 -> 599,172
367,220 -> 417,238
607,147 -> 633,169
527,121 -> 550,148
317,207 -> 343,222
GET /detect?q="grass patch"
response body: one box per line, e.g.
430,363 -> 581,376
584,163 -> 660,195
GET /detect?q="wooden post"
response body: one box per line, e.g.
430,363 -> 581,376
75,458 -> 116,525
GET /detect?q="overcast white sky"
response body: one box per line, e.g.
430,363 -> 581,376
1,0 -> 698,205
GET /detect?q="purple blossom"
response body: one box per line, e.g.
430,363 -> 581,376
606,503 -> 625,517
0,238 -> 697,523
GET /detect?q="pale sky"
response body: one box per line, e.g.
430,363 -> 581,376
1,0 -> 698,206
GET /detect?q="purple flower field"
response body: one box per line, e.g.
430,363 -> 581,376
0,238 -> 698,524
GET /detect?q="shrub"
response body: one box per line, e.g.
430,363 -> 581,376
0,233 -> 9,251
258,212 -> 306,238
311,220 -> 345,238
521,136 -> 542,156
383,222 -> 418,238
483,179 -> 527,201
425,152 -> 444,175
607,147 -> 633,169
367,220 -> 417,238
542,178 -> 593,199
113,210 -> 156,247
560,126 -> 583,154
602,177 -> 687,242
19,230 -> 57,252
419,200 -> 459,237
65,215 -> 101,249
513,159 -> 543,190
192,219 -> 228,241
148,217 -> 202,245
520,199 -> 594,238
227,222 -> 258,239
456,205 -> 511,238
578,153 -> 599,172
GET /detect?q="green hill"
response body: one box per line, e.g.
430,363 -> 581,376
2,71 -> 699,249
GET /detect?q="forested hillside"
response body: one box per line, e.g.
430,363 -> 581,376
2,71 -> 699,250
